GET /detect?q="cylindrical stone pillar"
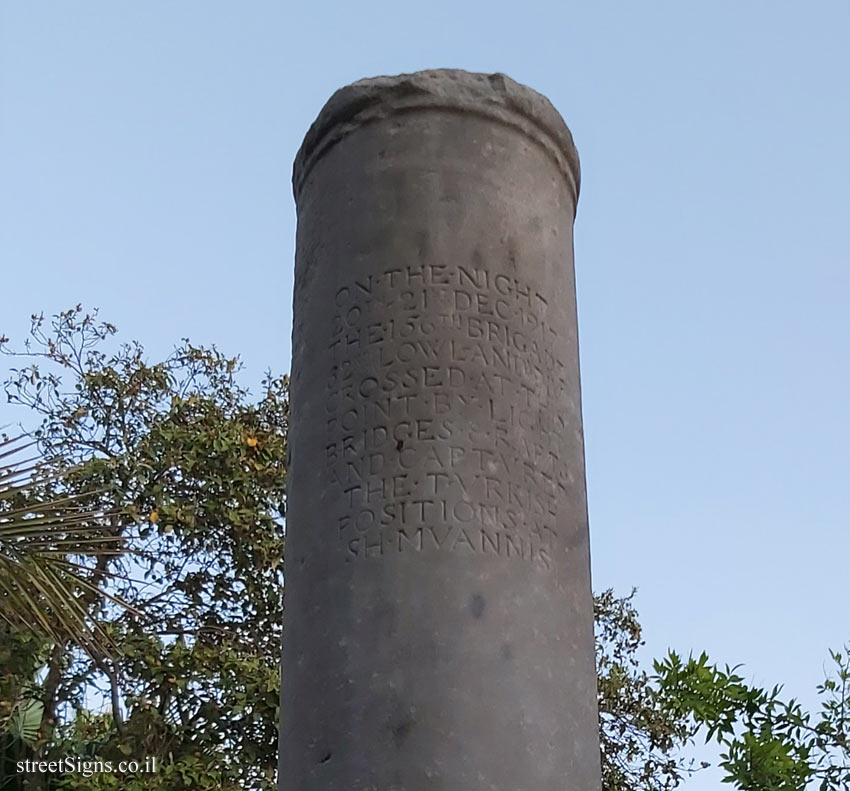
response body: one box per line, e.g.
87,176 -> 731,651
280,69 -> 600,791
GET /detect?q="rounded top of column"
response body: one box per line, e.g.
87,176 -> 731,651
292,68 -> 581,206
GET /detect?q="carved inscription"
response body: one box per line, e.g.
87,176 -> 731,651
325,263 -> 572,571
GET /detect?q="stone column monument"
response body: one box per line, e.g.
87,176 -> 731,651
280,69 -> 600,791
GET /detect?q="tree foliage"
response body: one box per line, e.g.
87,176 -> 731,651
1,308 -> 288,790
655,648 -> 850,790
595,589 -> 698,790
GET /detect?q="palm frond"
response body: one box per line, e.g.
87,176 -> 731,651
7,698 -> 44,746
0,435 -> 136,656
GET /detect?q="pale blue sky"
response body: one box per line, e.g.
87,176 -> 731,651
1,3 -> 848,787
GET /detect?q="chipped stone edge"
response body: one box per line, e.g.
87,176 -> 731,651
292,69 -> 581,209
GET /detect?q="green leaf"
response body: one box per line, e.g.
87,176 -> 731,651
8,698 -> 44,745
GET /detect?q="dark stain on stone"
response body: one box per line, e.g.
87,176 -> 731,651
391,716 -> 415,749
507,238 -> 518,270
470,593 -> 486,619
501,642 -> 513,661
416,229 -> 430,261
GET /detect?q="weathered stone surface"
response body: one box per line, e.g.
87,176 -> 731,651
279,69 -> 600,791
